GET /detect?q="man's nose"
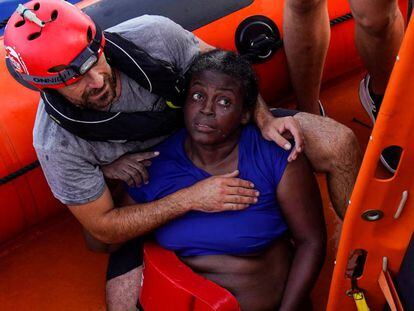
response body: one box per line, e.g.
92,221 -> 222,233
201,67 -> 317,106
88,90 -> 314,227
85,68 -> 104,89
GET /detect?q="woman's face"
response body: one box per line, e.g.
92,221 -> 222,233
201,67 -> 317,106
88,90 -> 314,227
184,70 -> 250,146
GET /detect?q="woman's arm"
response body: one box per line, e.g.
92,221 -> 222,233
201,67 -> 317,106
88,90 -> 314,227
276,154 -> 327,311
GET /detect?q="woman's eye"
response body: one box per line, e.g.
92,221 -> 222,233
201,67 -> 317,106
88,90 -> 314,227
192,93 -> 203,101
217,98 -> 230,106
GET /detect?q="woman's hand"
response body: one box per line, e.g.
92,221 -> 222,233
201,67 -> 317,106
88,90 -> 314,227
102,151 -> 159,187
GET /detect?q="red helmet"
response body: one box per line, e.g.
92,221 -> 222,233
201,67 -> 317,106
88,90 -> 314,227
4,0 -> 105,89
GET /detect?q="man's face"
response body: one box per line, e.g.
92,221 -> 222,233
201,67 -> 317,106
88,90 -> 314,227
184,70 -> 249,146
57,54 -> 118,111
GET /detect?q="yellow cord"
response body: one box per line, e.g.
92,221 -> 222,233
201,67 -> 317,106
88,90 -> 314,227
166,101 -> 181,109
353,292 -> 370,311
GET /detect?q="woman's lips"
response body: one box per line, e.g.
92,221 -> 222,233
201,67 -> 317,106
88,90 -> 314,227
194,122 -> 216,133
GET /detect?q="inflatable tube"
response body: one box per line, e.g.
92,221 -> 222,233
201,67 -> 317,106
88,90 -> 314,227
0,44 -> 64,244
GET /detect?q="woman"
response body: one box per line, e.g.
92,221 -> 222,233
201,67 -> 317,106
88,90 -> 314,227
129,50 -> 326,310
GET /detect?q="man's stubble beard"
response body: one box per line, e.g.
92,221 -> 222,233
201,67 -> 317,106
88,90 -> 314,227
81,70 -> 117,110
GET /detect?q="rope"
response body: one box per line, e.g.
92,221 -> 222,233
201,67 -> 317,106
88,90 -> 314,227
330,13 -> 353,26
0,161 -> 40,186
352,292 -> 371,311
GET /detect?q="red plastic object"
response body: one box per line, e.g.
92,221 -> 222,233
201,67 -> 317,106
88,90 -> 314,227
140,242 -> 241,311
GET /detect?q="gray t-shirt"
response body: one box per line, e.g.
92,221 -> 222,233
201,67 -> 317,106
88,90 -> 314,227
33,15 -> 200,205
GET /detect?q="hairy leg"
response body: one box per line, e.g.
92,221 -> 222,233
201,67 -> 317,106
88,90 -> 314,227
349,0 -> 404,94
284,0 -> 330,114
106,266 -> 142,311
294,113 -> 362,218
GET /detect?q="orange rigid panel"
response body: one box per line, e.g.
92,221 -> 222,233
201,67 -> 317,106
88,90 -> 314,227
327,8 -> 414,311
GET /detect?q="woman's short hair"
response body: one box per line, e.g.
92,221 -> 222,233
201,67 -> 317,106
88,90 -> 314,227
187,50 -> 259,109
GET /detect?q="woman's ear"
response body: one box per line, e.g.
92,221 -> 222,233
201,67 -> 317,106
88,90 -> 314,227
241,109 -> 251,125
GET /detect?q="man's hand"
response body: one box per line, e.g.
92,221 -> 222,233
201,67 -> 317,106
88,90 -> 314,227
186,170 -> 259,212
102,151 -> 160,187
260,115 -> 305,162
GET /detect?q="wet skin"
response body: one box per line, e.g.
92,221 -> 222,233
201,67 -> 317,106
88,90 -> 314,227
182,70 -> 294,310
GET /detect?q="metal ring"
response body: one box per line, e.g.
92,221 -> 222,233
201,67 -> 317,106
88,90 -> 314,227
361,210 -> 384,221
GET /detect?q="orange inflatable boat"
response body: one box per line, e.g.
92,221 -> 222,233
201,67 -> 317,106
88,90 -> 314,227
0,0 -> 413,310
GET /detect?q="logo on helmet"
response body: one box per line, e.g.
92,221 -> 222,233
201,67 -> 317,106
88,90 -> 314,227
5,46 -> 29,75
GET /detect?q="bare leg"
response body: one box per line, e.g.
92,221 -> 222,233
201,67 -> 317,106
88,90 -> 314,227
349,0 -> 404,94
106,266 -> 142,311
284,0 -> 330,114
294,113 -> 362,218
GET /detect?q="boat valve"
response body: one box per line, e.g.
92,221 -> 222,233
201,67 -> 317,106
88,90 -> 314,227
235,15 -> 281,63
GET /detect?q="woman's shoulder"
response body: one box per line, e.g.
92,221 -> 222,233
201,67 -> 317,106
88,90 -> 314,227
242,124 -> 290,154
240,124 -> 290,185
154,128 -> 186,157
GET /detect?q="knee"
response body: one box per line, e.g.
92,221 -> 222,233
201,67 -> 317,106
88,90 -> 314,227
337,125 -> 358,148
286,0 -> 326,15
106,267 -> 142,311
353,6 -> 399,37
330,125 -> 361,167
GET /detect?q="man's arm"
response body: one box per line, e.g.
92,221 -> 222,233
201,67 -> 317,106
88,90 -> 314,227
70,185 -> 190,244
198,37 -> 215,53
276,155 -> 327,311
69,170 -> 259,244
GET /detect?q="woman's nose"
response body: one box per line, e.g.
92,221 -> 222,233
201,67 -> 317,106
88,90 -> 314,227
200,100 -> 215,116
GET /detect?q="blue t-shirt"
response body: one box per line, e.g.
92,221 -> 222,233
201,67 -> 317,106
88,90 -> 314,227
128,125 -> 290,256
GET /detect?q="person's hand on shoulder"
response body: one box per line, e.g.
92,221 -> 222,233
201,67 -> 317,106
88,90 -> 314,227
254,95 -> 305,162
102,151 -> 160,187
260,115 -> 305,162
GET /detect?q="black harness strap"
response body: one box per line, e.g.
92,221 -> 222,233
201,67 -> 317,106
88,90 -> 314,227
104,31 -> 186,102
42,91 -> 183,142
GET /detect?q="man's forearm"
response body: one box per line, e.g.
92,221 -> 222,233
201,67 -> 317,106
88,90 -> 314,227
94,188 -> 193,244
279,241 -> 325,311
254,94 -> 273,128
71,173 -> 256,245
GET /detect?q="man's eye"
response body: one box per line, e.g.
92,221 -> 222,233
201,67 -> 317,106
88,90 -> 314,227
217,98 -> 230,106
192,93 -> 203,101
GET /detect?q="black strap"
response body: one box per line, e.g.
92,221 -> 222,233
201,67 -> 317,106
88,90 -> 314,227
42,91 -> 183,142
104,31 -> 186,102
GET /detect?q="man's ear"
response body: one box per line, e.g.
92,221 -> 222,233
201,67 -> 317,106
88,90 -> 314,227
241,109 -> 251,125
